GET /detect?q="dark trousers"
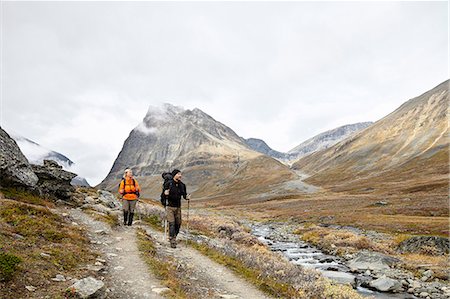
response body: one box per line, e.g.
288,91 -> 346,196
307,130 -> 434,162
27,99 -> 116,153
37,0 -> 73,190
166,206 -> 182,240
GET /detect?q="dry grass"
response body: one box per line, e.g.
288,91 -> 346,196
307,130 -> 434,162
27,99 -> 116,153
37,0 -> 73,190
136,228 -> 191,299
401,254 -> 449,280
206,190 -> 449,237
296,225 -> 392,256
0,188 -> 96,299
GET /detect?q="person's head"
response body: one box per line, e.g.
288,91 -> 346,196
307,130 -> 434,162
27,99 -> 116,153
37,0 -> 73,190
171,169 -> 182,181
123,169 -> 133,178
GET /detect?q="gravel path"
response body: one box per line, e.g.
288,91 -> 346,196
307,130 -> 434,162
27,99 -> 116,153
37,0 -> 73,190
68,207 -> 272,299
142,225 -> 273,299
68,208 -> 166,299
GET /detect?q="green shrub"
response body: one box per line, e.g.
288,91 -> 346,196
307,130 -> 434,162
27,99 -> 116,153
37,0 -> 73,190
0,252 -> 22,281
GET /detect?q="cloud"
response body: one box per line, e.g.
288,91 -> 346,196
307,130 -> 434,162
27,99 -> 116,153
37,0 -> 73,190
1,1 -> 448,185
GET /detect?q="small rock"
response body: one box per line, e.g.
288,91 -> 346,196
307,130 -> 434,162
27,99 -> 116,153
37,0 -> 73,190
25,285 -> 37,292
40,252 -> 51,258
85,265 -> 104,272
374,201 -> 388,206
62,213 -> 69,217
51,274 -> 66,282
96,258 -> 106,263
13,233 -> 25,240
69,277 -> 105,299
152,287 -> 171,294
107,253 -> 118,257
423,270 -> 434,278
94,261 -> 103,266
72,222 -> 79,226
321,271 -> 356,287
410,280 -> 421,289
419,292 -> 430,298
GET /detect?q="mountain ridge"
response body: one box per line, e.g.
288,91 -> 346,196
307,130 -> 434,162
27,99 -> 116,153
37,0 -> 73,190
293,80 -> 449,193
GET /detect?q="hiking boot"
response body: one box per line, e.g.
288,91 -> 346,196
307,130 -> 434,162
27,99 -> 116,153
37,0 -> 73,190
128,212 -> 134,226
123,211 -> 129,226
170,239 -> 177,248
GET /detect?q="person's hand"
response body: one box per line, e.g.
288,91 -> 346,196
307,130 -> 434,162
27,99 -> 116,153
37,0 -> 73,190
186,193 -> 191,200
164,189 -> 169,196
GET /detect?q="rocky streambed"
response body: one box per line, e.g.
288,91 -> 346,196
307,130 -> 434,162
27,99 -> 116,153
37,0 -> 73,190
250,223 -> 449,299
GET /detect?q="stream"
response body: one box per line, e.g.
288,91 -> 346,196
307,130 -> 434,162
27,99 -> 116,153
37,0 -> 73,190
251,224 -> 417,299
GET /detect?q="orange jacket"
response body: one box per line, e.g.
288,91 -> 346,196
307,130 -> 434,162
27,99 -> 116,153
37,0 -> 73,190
118,177 -> 141,200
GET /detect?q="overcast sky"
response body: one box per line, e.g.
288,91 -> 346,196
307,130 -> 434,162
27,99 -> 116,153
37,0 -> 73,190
1,1 -> 448,186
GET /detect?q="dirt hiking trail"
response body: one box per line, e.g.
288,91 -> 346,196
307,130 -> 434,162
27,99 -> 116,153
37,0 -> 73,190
69,208 -> 272,299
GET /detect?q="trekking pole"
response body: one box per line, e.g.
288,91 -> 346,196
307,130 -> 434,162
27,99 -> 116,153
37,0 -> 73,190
137,199 -> 141,223
163,206 -> 167,242
186,199 -> 190,247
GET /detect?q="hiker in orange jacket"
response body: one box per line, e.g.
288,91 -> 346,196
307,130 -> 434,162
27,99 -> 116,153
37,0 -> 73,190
118,169 -> 141,226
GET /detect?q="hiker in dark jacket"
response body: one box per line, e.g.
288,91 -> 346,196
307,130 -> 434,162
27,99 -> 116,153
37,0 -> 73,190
163,169 -> 190,248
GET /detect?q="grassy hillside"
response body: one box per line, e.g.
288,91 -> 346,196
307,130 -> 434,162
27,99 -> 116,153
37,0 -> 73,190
0,188 -> 96,299
292,80 -> 448,194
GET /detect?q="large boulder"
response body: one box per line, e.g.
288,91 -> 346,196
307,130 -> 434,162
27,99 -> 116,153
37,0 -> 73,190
97,190 -> 120,209
397,236 -> 449,255
31,160 -> 77,201
347,251 -> 401,272
0,127 -> 38,188
369,275 -> 403,292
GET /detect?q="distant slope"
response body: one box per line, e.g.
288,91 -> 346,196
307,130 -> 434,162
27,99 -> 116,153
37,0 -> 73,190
244,138 -> 287,160
293,80 -> 449,193
288,122 -> 373,160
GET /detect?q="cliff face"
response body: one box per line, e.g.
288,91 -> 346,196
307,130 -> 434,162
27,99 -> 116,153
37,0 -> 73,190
0,127 -> 38,189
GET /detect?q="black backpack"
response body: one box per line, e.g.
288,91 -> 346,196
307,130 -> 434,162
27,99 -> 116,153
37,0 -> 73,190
160,172 -> 173,206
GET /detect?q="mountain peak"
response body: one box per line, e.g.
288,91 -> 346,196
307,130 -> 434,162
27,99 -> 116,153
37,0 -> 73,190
144,103 -> 185,118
